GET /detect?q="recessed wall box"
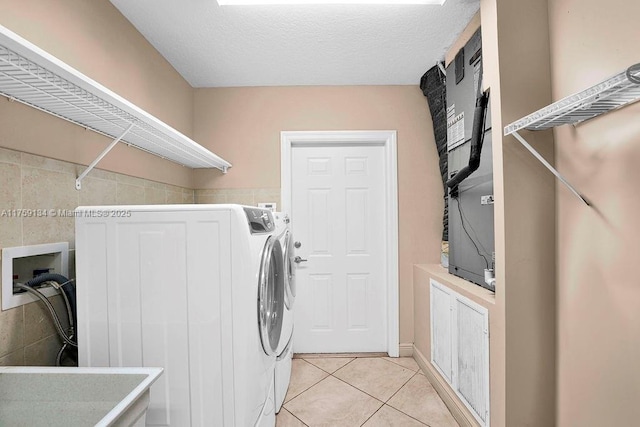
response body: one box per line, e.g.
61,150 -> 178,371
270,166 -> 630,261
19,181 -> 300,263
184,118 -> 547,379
2,242 -> 69,311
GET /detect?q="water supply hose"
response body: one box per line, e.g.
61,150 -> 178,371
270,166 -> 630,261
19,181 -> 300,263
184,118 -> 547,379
14,283 -> 77,348
25,273 -> 77,332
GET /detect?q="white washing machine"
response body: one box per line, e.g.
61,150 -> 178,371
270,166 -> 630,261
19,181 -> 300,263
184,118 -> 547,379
272,212 -> 296,413
75,204 -> 284,426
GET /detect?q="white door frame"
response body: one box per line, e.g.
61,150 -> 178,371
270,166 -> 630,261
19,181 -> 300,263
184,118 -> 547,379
281,130 -> 399,357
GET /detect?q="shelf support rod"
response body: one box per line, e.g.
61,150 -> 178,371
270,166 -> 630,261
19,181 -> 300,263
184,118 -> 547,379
511,131 -> 589,206
76,123 -> 135,190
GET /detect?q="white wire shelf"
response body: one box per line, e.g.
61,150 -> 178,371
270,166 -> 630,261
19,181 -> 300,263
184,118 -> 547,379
502,64 -> 640,207
505,64 -> 640,135
0,24 -> 231,183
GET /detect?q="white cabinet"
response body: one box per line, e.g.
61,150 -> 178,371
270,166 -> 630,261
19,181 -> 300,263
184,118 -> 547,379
430,279 -> 490,427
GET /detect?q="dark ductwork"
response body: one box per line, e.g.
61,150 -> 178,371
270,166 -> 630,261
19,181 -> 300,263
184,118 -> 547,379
420,63 -> 448,241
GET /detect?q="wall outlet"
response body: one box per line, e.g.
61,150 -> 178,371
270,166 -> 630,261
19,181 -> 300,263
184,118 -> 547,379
481,195 -> 494,205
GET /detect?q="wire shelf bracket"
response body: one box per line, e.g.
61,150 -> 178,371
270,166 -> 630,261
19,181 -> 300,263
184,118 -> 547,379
511,131 -> 589,205
0,24 -> 232,189
75,123 -> 135,190
504,63 -> 640,206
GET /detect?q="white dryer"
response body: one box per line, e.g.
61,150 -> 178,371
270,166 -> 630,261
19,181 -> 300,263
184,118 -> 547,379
75,204 -> 284,426
272,212 -> 296,413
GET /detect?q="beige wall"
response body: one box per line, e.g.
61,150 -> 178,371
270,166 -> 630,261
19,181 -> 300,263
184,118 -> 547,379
0,147 -> 194,366
482,0 -> 560,424
490,0 -> 558,425
0,0 -> 197,187
193,85 -> 443,345
548,0 -> 640,425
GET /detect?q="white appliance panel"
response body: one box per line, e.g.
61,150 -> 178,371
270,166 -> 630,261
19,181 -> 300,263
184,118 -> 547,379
186,217 -> 233,426
76,206 -> 263,427
76,223 -> 109,368
113,221 -> 192,425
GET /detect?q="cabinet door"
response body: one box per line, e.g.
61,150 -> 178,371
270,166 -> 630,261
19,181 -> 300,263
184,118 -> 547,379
453,295 -> 489,426
430,279 -> 453,383
430,279 -> 490,427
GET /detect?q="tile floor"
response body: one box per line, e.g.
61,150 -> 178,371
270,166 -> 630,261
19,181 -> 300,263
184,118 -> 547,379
277,355 -> 459,427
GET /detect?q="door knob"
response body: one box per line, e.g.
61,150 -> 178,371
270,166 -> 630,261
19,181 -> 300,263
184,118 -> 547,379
294,256 -> 307,264
294,241 -> 302,248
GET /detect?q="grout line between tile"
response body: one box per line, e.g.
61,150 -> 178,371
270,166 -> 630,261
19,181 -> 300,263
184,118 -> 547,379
329,372 -> 386,407
384,371 -> 437,426
385,370 -> 418,403
305,355 -> 358,375
363,403 -> 431,427
284,408 -> 309,427
403,407 -> 432,427
305,364 -> 337,376
330,358 -> 416,405
384,356 -> 420,372
283,359 -> 330,404
379,357 -> 418,374
359,403 -> 384,426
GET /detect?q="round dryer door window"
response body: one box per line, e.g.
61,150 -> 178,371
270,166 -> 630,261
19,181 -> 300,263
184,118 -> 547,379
258,236 -> 285,356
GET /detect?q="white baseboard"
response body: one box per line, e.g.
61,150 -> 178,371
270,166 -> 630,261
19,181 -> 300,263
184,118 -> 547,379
398,343 -> 413,357
413,345 -> 480,427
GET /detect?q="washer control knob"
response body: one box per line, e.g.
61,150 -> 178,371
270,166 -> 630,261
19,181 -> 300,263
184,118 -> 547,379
294,241 -> 302,248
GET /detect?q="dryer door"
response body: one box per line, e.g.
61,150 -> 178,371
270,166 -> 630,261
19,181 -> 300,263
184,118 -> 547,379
283,230 -> 296,309
258,236 -> 285,356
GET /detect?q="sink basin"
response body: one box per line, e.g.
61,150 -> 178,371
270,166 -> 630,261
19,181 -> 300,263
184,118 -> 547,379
0,366 -> 162,427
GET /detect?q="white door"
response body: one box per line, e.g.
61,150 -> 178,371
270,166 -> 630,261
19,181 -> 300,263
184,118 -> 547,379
291,144 -> 387,353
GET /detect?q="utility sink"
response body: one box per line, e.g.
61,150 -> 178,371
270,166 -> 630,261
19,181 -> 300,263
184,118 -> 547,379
0,366 -> 162,427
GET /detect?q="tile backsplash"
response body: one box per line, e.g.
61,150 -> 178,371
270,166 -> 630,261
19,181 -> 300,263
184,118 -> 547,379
195,188 -> 281,208
0,147 -> 194,366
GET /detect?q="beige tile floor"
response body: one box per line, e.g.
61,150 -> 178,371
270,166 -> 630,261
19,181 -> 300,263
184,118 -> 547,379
277,355 -> 459,427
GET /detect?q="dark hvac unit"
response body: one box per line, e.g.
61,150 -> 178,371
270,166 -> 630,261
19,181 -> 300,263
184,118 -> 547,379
445,28 -> 495,291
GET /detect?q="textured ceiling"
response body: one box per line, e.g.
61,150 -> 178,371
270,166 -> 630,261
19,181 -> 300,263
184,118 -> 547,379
109,0 -> 479,87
